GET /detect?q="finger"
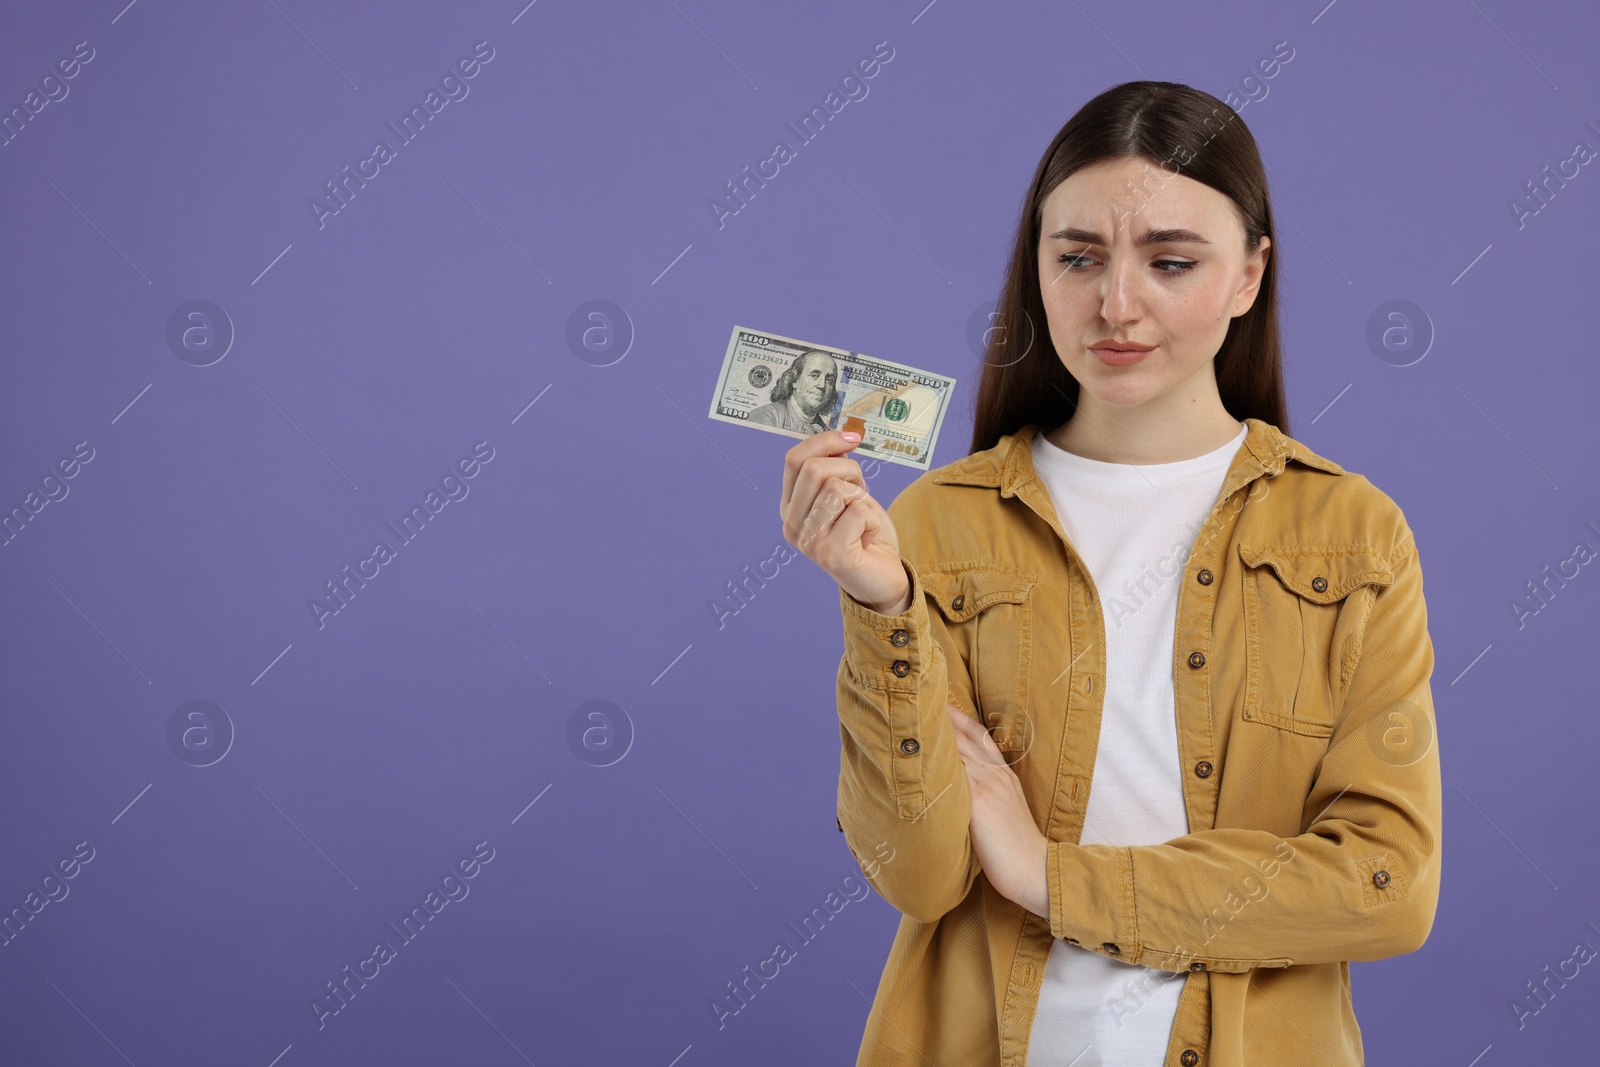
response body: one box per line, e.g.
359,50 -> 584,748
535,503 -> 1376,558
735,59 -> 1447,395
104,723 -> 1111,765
781,431 -> 864,520
947,709 -> 984,761
950,706 -> 1006,767
951,720 -> 992,767
783,460 -> 870,543
807,475 -> 872,542
968,710 -> 1008,761
806,485 -> 869,562
799,478 -> 879,559
967,727 -> 1007,767
948,703 -> 987,738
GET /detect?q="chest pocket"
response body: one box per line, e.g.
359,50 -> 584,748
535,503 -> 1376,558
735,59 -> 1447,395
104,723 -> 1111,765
1237,543 -> 1394,738
920,565 -> 1039,762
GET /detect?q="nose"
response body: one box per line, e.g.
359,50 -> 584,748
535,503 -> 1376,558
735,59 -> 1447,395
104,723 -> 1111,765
1099,255 -> 1142,325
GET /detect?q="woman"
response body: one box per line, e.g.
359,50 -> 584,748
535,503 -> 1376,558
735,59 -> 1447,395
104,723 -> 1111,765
779,81 -> 1441,1066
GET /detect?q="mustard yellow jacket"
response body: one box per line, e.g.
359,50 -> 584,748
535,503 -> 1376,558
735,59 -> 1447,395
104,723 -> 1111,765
835,418 -> 1441,1067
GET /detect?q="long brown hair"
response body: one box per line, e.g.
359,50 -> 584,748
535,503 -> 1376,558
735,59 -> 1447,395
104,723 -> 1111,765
969,80 -> 1289,454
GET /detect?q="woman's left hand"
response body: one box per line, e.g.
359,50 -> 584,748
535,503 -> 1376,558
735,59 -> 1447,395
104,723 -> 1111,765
947,704 -> 1050,919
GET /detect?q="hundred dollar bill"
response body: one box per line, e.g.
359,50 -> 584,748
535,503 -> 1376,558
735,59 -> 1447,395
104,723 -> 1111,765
707,325 -> 956,471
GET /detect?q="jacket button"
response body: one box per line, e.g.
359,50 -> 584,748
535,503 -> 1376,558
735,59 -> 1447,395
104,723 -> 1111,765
1102,942 -> 1120,955
1311,576 -> 1328,593
1372,869 -> 1390,889
1181,1050 -> 1199,1066
1194,760 -> 1212,778
891,660 -> 910,677
951,594 -> 965,611
1189,960 -> 1205,972
1187,651 -> 1206,668
900,738 -> 920,754
890,628 -> 909,646
1196,569 -> 1213,585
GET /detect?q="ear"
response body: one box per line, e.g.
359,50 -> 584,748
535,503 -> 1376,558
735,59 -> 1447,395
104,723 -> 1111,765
1232,234 -> 1271,317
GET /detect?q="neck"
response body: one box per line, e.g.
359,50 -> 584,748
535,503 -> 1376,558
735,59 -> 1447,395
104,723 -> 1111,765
1045,393 -> 1244,465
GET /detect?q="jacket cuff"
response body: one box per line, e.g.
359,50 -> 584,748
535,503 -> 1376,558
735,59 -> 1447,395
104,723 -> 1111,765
838,557 -> 930,691
1048,840 -> 1141,964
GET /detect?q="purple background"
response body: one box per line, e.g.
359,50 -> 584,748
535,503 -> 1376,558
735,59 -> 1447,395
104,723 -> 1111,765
3,1 -> 1597,1064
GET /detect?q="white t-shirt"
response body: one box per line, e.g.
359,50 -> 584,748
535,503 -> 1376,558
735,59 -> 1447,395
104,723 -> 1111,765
1024,421 -> 1247,1067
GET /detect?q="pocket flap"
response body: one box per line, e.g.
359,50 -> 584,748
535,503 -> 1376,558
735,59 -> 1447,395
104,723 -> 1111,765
1237,542 -> 1394,603
920,565 -> 1038,622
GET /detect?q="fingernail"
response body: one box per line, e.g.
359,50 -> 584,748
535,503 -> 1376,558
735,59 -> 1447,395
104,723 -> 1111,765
841,431 -> 861,443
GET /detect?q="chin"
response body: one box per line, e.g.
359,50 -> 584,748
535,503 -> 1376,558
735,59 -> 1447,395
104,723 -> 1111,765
1080,381 -> 1161,409
1067,367 -> 1147,400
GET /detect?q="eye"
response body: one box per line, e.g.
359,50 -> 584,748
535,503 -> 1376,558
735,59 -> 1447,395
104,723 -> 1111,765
1053,252 -> 1197,275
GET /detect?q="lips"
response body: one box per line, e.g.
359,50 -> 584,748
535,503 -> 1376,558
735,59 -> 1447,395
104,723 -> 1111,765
1090,343 -> 1155,366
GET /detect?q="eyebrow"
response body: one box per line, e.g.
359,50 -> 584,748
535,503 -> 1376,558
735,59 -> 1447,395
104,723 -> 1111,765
1045,226 -> 1212,246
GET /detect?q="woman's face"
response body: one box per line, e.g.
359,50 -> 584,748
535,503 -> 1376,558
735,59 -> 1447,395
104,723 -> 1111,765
1035,156 -> 1270,412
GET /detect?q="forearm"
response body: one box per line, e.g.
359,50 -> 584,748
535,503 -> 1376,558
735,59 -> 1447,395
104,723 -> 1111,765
836,558 -> 979,923
1045,818 -> 1438,973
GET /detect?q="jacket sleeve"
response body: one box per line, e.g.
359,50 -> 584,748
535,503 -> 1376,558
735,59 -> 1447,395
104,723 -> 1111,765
1046,530 -> 1442,973
836,524 -> 981,924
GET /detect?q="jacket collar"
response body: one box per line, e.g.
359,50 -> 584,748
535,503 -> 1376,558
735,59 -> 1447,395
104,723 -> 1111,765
930,418 -> 1343,499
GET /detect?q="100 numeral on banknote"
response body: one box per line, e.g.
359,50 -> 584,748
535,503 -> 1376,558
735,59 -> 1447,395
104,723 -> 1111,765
707,325 -> 956,471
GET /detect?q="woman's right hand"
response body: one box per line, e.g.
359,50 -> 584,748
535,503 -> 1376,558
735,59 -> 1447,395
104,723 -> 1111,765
780,430 -> 912,616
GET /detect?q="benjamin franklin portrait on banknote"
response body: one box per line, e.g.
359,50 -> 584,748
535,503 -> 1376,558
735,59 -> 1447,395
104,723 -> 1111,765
747,349 -> 839,436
